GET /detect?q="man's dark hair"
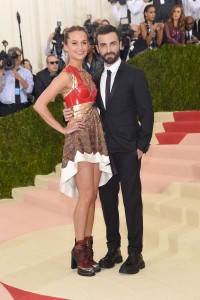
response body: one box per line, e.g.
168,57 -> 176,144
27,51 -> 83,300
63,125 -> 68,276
96,25 -> 120,44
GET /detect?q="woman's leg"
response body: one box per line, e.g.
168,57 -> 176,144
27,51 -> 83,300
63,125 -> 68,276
74,162 -> 95,241
85,163 -> 101,237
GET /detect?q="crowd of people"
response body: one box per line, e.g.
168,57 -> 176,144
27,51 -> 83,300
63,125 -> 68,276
0,0 -> 199,278
0,1 -> 199,117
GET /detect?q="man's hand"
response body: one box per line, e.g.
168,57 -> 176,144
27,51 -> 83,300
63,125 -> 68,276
48,32 -> 54,43
12,69 -> 21,81
63,105 -> 74,122
137,149 -> 143,159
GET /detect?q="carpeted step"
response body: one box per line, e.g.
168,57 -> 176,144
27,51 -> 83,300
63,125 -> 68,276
154,112 -> 174,122
147,144 -> 200,160
141,172 -> 199,194
144,213 -> 200,259
163,121 -> 200,133
173,111 -> 200,122
180,133 -> 200,145
22,190 -> 77,217
142,156 -> 200,178
155,132 -> 187,144
0,201 -> 71,243
143,193 -> 200,228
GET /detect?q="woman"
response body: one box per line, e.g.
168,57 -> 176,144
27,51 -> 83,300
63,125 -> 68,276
34,26 -> 112,277
140,4 -> 164,49
164,4 -> 185,45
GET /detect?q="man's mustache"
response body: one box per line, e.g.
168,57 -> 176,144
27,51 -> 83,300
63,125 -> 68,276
104,52 -> 115,57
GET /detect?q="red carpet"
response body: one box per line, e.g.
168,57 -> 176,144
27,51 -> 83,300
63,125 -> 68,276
156,111 -> 200,144
0,282 -> 69,300
173,111 -> 200,121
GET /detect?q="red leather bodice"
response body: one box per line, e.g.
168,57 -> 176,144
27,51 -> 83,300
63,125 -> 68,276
63,65 -> 97,108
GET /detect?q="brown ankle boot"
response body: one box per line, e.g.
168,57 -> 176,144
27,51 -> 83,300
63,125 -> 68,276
85,236 -> 101,272
71,239 -> 95,276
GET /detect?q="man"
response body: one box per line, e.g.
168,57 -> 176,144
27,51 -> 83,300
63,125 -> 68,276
83,37 -> 104,76
94,25 -> 154,274
34,54 -> 60,100
185,16 -> 200,45
0,47 -> 34,117
120,24 -> 148,61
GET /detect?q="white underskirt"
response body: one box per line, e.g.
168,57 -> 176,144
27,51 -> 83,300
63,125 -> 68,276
60,151 -> 112,199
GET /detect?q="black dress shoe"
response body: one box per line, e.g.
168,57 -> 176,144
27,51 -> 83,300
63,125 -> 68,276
119,253 -> 145,274
99,248 -> 123,268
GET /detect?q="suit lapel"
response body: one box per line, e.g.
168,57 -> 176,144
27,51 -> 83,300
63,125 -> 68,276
106,62 -> 124,110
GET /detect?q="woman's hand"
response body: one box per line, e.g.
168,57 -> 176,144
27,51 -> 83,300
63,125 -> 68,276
63,117 -> 84,135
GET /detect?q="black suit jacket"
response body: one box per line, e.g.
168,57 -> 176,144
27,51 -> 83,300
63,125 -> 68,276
191,30 -> 200,40
34,68 -> 59,99
94,62 -> 154,154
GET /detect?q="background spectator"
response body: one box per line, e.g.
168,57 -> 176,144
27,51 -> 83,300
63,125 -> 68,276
164,4 -> 185,45
34,54 -> 60,100
23,58 -> 36,103
185,16 -> 200,44
149,0 -> 182,22
140,4 -> 164,49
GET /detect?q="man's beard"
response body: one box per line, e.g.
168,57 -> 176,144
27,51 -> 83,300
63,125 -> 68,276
103,50 -> 120,64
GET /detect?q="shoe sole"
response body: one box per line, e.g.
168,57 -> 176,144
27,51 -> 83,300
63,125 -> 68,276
119,261 -> 145,274
99,256 -> 123,269
78,270 -> 96,276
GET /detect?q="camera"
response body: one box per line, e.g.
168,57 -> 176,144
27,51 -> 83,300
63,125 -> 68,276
0,50 -> 18,70
84,19 -> 99,39
118,17 -> 134,47
52,21 -> 64,58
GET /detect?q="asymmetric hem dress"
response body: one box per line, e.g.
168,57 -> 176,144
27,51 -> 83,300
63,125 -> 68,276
60,65 -> 112,198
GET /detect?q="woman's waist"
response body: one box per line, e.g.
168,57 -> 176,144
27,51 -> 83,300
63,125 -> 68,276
64,94 -> 95,108
72,102 -> 96,120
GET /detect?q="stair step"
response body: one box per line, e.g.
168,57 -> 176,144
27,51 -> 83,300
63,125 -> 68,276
143,194 -> 200,227
174,111 -> 200,122
154,112 -> 174,123
22,189 -> 77,217
180,133 -> 200,145
147,144 -> 200,161
0,201 -> 71,243
144,214 -> 200,259
163,121 -> 200,133
141,172 -> 199,194
142,157 -> 200,178
156,132 -> 187,144
35,173 -> 59,189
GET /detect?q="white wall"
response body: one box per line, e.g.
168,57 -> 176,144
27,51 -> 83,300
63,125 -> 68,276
0,0 -> 115,73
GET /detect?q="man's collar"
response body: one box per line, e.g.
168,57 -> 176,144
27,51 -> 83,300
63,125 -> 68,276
104,58 -> 121,73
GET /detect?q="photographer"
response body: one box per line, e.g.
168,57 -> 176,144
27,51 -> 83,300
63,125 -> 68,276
0,47 -> 34,117
119,20 -> 147,61
84,18 -> 102,39
45,24 -> 68,70
83,36 -> 104,76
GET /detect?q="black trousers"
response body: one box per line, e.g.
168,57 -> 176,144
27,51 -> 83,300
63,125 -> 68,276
0,102 -> 31,117
99,151 -> 143,254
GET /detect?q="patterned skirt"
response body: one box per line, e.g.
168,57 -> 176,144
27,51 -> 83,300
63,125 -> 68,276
60,103 -> 112,198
